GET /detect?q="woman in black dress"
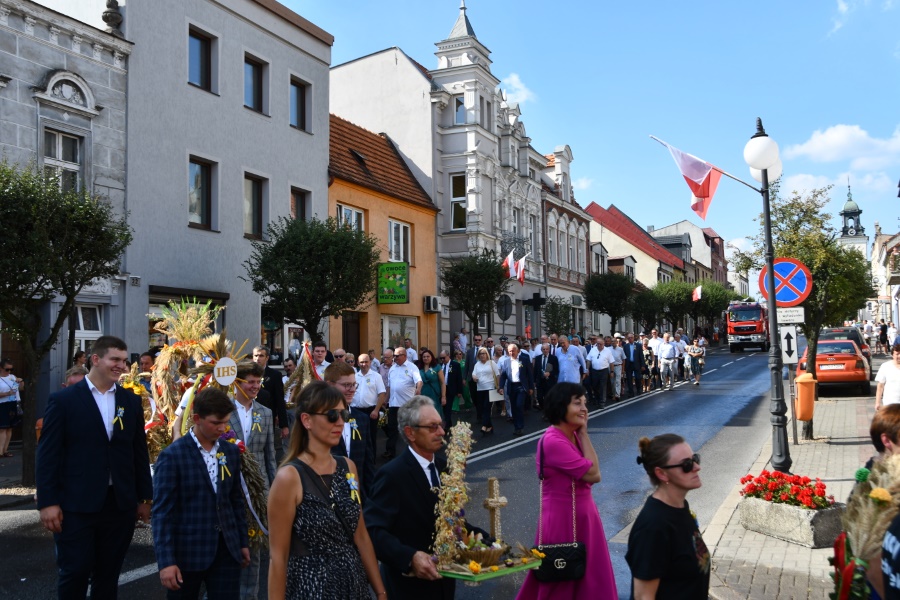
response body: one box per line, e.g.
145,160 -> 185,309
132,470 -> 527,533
267,381 -> 387,600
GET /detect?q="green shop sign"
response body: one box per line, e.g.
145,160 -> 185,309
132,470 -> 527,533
377,262 -> 409,304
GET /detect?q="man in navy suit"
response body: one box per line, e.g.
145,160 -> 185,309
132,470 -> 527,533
36,335 -> 153,599
152,386 -> 250,599
498,343 -> 535,437
324,361 -> 374,495
622,333 -> 641,397
532,342 -> 559,410
439,350 -> 464,429
464,333 -> 484,421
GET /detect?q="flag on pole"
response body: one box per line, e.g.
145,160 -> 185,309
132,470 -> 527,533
515,253 -> 531,285
501,250 -> 517,279
692,285 -> 702,302
654,138 -> 722,220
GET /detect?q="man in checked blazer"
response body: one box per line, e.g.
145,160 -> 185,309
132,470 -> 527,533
228,363 -> 275,600
153,387 -> 250,598
36,335 -> 153,599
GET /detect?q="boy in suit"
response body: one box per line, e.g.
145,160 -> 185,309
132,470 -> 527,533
153,386 -> 250,599
37,335 -> 153,599
324,361 -> 374,495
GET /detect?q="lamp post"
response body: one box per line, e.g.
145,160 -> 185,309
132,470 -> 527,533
744,118 -> 791,472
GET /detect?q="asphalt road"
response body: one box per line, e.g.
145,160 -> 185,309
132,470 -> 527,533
0,342 -> 812,599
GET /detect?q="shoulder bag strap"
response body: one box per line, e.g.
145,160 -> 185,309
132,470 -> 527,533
537,437 -> 579,546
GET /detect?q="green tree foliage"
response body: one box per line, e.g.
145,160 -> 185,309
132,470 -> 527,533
631,288 -> 664,332
543,295 -> 573,336
583,272 -> 633,336
243,217 -> 380,340
654,280 -> 696,330
690,280 -> 735,330
440,249 -> 510,336
0,161 -> 133,485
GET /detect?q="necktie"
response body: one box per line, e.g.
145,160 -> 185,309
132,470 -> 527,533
428,463 -> 441,488
542,356 -> 547,371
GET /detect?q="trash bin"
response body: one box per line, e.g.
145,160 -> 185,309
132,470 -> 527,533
795,373 -> 817,421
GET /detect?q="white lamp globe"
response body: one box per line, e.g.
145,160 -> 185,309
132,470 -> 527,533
744,135 -> 780,171
750,158 -> 782,183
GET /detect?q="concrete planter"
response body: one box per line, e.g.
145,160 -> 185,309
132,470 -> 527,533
738,497 -> 845,548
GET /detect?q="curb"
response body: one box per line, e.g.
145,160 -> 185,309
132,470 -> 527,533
0,495 -> 35,510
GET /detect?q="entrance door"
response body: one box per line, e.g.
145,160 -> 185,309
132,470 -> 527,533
342,311 -> 361,354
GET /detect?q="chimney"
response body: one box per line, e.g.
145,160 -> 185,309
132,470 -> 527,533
647,225 -> 655,233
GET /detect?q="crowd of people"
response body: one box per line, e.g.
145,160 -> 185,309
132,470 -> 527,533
32,331 -> 713,599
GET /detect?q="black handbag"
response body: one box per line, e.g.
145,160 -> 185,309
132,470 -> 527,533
532,438 -> 586,583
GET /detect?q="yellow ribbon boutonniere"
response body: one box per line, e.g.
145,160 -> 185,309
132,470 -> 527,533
252,411 -> 262,432
346,472 -> 361,504
112,406 -> 124,430
349,418 -> 361,441
217,452 -> 231,480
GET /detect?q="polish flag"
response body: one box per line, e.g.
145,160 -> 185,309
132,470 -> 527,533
656,139 -> 722,220
515,253 -> 531,285
501,250 -> 517,279
692,285 -> 702,302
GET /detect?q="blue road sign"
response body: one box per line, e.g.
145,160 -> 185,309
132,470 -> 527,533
758,258 -> 813,308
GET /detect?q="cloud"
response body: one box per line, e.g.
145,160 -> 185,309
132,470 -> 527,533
501,73 -> 536,105
780,171 -> 894,197
726,237 -> 755,260
783,124 -> 900,170
572,177 -> 593,191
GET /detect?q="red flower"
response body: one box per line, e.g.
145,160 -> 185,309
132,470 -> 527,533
236,440 -> 246,454
764,492 -> 773,501
780,494 -> 789,501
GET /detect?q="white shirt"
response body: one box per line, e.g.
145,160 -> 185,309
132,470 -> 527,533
0,375 -> 19,404
472,359 -> 499,391
315,361 -> 330,379
586,345 -> 615,370
890,326 -> 898,343
387,362 -> 422,407
353,369 -> 385,408
877,361 -> 900,406
673,339 -> 687,357
370,357 -> 381,371
409,445 -> 441,487
85,374 -> 116,440
189,429 -> 220,492
341,422 -> 352,455
657,341 -> 677,360
405,347 -> 418,362
458,333 -> 469,350
612,346 -> 626,366
174,386 -> 195,417
233,399 -> 253,439
509,357 -> 522,383
648,337 -> 663,355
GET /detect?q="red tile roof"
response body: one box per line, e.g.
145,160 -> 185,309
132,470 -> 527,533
702,227 -> 723,240
585,203 -> 685,269
329,115 -> 436,211
545,154 -> 555,167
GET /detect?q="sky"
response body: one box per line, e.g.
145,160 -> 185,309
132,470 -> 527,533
288,0 -> 900,268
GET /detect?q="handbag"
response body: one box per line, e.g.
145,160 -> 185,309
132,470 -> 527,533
532,438 -> 586,582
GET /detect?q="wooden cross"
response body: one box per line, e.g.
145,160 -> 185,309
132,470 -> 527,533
482,477 -> 508,541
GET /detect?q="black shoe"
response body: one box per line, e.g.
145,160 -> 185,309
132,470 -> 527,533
482,427 -> 494,436
513,430 -> 524,437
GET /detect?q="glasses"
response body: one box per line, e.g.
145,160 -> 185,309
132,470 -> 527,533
440,355 -> 450,361
309,408 -> 351,423
412,423 -> 444,433
660,454 -> 701,473
486,340 -> 494,345
338,382 -> 359,391
334,353 -> 346,359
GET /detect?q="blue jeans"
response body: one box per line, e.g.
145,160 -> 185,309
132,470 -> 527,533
508,383 -> 526,431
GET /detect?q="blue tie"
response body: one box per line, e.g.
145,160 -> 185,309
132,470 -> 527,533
428,463 -> 441,488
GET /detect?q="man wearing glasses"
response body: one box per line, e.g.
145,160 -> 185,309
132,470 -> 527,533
324,362 -> 374,494
354,354 -> 385,467
384,348 -> 422,461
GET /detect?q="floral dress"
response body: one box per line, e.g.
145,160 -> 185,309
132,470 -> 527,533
641,348 -> 654,380
286,458 -> 369,600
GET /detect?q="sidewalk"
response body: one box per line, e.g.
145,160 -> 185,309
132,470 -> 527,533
0,441 -> 34,509
704,386 -> 874,599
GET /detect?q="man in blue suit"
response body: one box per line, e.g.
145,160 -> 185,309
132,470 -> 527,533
152,386 -> 250,599
37,335 -> 153,599
498,343 -> 534,437
324,361 -> 374,496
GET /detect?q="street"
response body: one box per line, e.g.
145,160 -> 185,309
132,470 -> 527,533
0,341 -> 844,600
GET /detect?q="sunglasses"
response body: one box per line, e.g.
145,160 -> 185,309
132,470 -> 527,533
309,408 -> 351,423
412,423 -> 444,433
660,453 -> 701,473
334,354 -> 346,359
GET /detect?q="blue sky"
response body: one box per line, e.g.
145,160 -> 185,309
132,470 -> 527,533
291,0 -> 899,262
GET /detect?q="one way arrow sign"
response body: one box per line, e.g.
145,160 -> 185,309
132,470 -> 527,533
780,325 -> 799,365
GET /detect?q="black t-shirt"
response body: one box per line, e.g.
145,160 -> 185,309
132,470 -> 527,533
883,513 -> 900,598
626,496 -> 710,599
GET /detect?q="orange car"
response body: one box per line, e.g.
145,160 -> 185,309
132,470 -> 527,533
796,339 -> 871,394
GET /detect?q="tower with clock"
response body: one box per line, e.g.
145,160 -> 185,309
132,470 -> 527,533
838,183 -> 868,260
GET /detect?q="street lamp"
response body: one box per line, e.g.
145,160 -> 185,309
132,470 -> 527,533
744,118 -> 791,473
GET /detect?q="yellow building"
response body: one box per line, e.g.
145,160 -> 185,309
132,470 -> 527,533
327,115 -> 439,356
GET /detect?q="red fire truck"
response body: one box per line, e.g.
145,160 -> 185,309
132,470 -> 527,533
726,301 -> 770,353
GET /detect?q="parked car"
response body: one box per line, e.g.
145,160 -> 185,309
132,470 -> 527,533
819,327 -> 872,369
796,339 -> 871,395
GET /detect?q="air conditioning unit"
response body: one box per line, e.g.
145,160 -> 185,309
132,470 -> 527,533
424,296 -> 441,313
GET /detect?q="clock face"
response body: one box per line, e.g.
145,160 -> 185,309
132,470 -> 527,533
848,228 -> 856,236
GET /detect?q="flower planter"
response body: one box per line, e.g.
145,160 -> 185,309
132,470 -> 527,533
738,496 -> 845,548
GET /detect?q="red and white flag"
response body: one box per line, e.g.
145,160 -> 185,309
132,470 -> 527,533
515,253 -> 531,285
692,285 -> 702,302
655,138 -> 722,220
501,250 -> 517,279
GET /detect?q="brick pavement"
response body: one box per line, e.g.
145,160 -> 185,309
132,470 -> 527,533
704,390 -> 874,600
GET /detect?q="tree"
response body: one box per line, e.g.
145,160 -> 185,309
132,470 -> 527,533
440,249 -> 510,336
654,280 -> 695,331
690,280 -> 735,333
631,288 -> 664,333
543,295 -> 573,336
583,272 -> 633,336
243,217 -> 380,340
0,161 -> 133,485
731,184 -> 870,438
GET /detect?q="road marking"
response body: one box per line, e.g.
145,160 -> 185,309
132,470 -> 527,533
118,563 -> 158,585
704,369 -> 717,374
722,361 -> 733,367
736,357 -> 746,361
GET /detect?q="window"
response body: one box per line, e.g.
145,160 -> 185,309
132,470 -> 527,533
188,28 -> 212,91
389,220 -> 411,263
73,304 -> 102,352
336,204 -> 364,230
291,188 -> 308,221
244,56 -> 264,112
43,129 -> 81,192
512,208 -> 521,235
188,157 -> 212,228
479,97 -> 492,131
244,174 -> 263,238
558,231 -> 565,267
485,101 -> 492,132
530,215 -> 538,254
548,228 -> 555,263
290,77 -> 308,130
577,239 -> 585,272
454,96 -> 465,125
568,235 -> 575,270
450,174 -> 467,230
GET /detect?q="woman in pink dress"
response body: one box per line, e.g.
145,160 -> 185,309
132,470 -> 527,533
516,382 -> 617,600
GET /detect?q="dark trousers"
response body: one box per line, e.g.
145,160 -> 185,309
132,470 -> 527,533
385,407 -> 400,457
168,535 -> 241,600
676,356 -> 685,380
469,380 -> 481,421
350,406 -> 376,495
589,368 -> 610,406
477,389 -> 493,429
535,378 -> 553,407
55,487 -> 136,600
508,382 -> 526,431
624,364 -> 639,396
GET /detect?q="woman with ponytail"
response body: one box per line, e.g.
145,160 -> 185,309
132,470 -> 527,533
625,434 -> 710,599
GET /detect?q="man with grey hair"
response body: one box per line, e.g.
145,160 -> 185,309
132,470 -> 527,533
383,346 -> 422,461
365,395 -> 454,598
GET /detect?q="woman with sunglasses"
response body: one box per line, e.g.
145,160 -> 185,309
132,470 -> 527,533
418,350 -> 445,421
471,347 -> 499,435
0,359 -> 20,458
626,434 -> 709,599
267,381 -> 386,600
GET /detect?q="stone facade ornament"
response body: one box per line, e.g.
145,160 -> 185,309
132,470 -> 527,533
92,43 -> 104,60
49,26 -> 59,44
50,81 -> 85,106
82,278 -> 113,295
24,16 -> 35,35
102,0 -> 124,37
72,35 -> 82,53
113,51 -> 124,69
0,6 -> 9,26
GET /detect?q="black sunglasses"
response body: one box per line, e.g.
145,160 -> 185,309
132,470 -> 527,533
309,408 -> 351,423
412,423 -> 444,433
660,453 -> 701,473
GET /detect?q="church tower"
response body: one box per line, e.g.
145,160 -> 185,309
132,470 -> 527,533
838,182 -> 869,259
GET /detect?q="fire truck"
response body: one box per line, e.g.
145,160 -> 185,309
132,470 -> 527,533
726,301 -> 770,352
